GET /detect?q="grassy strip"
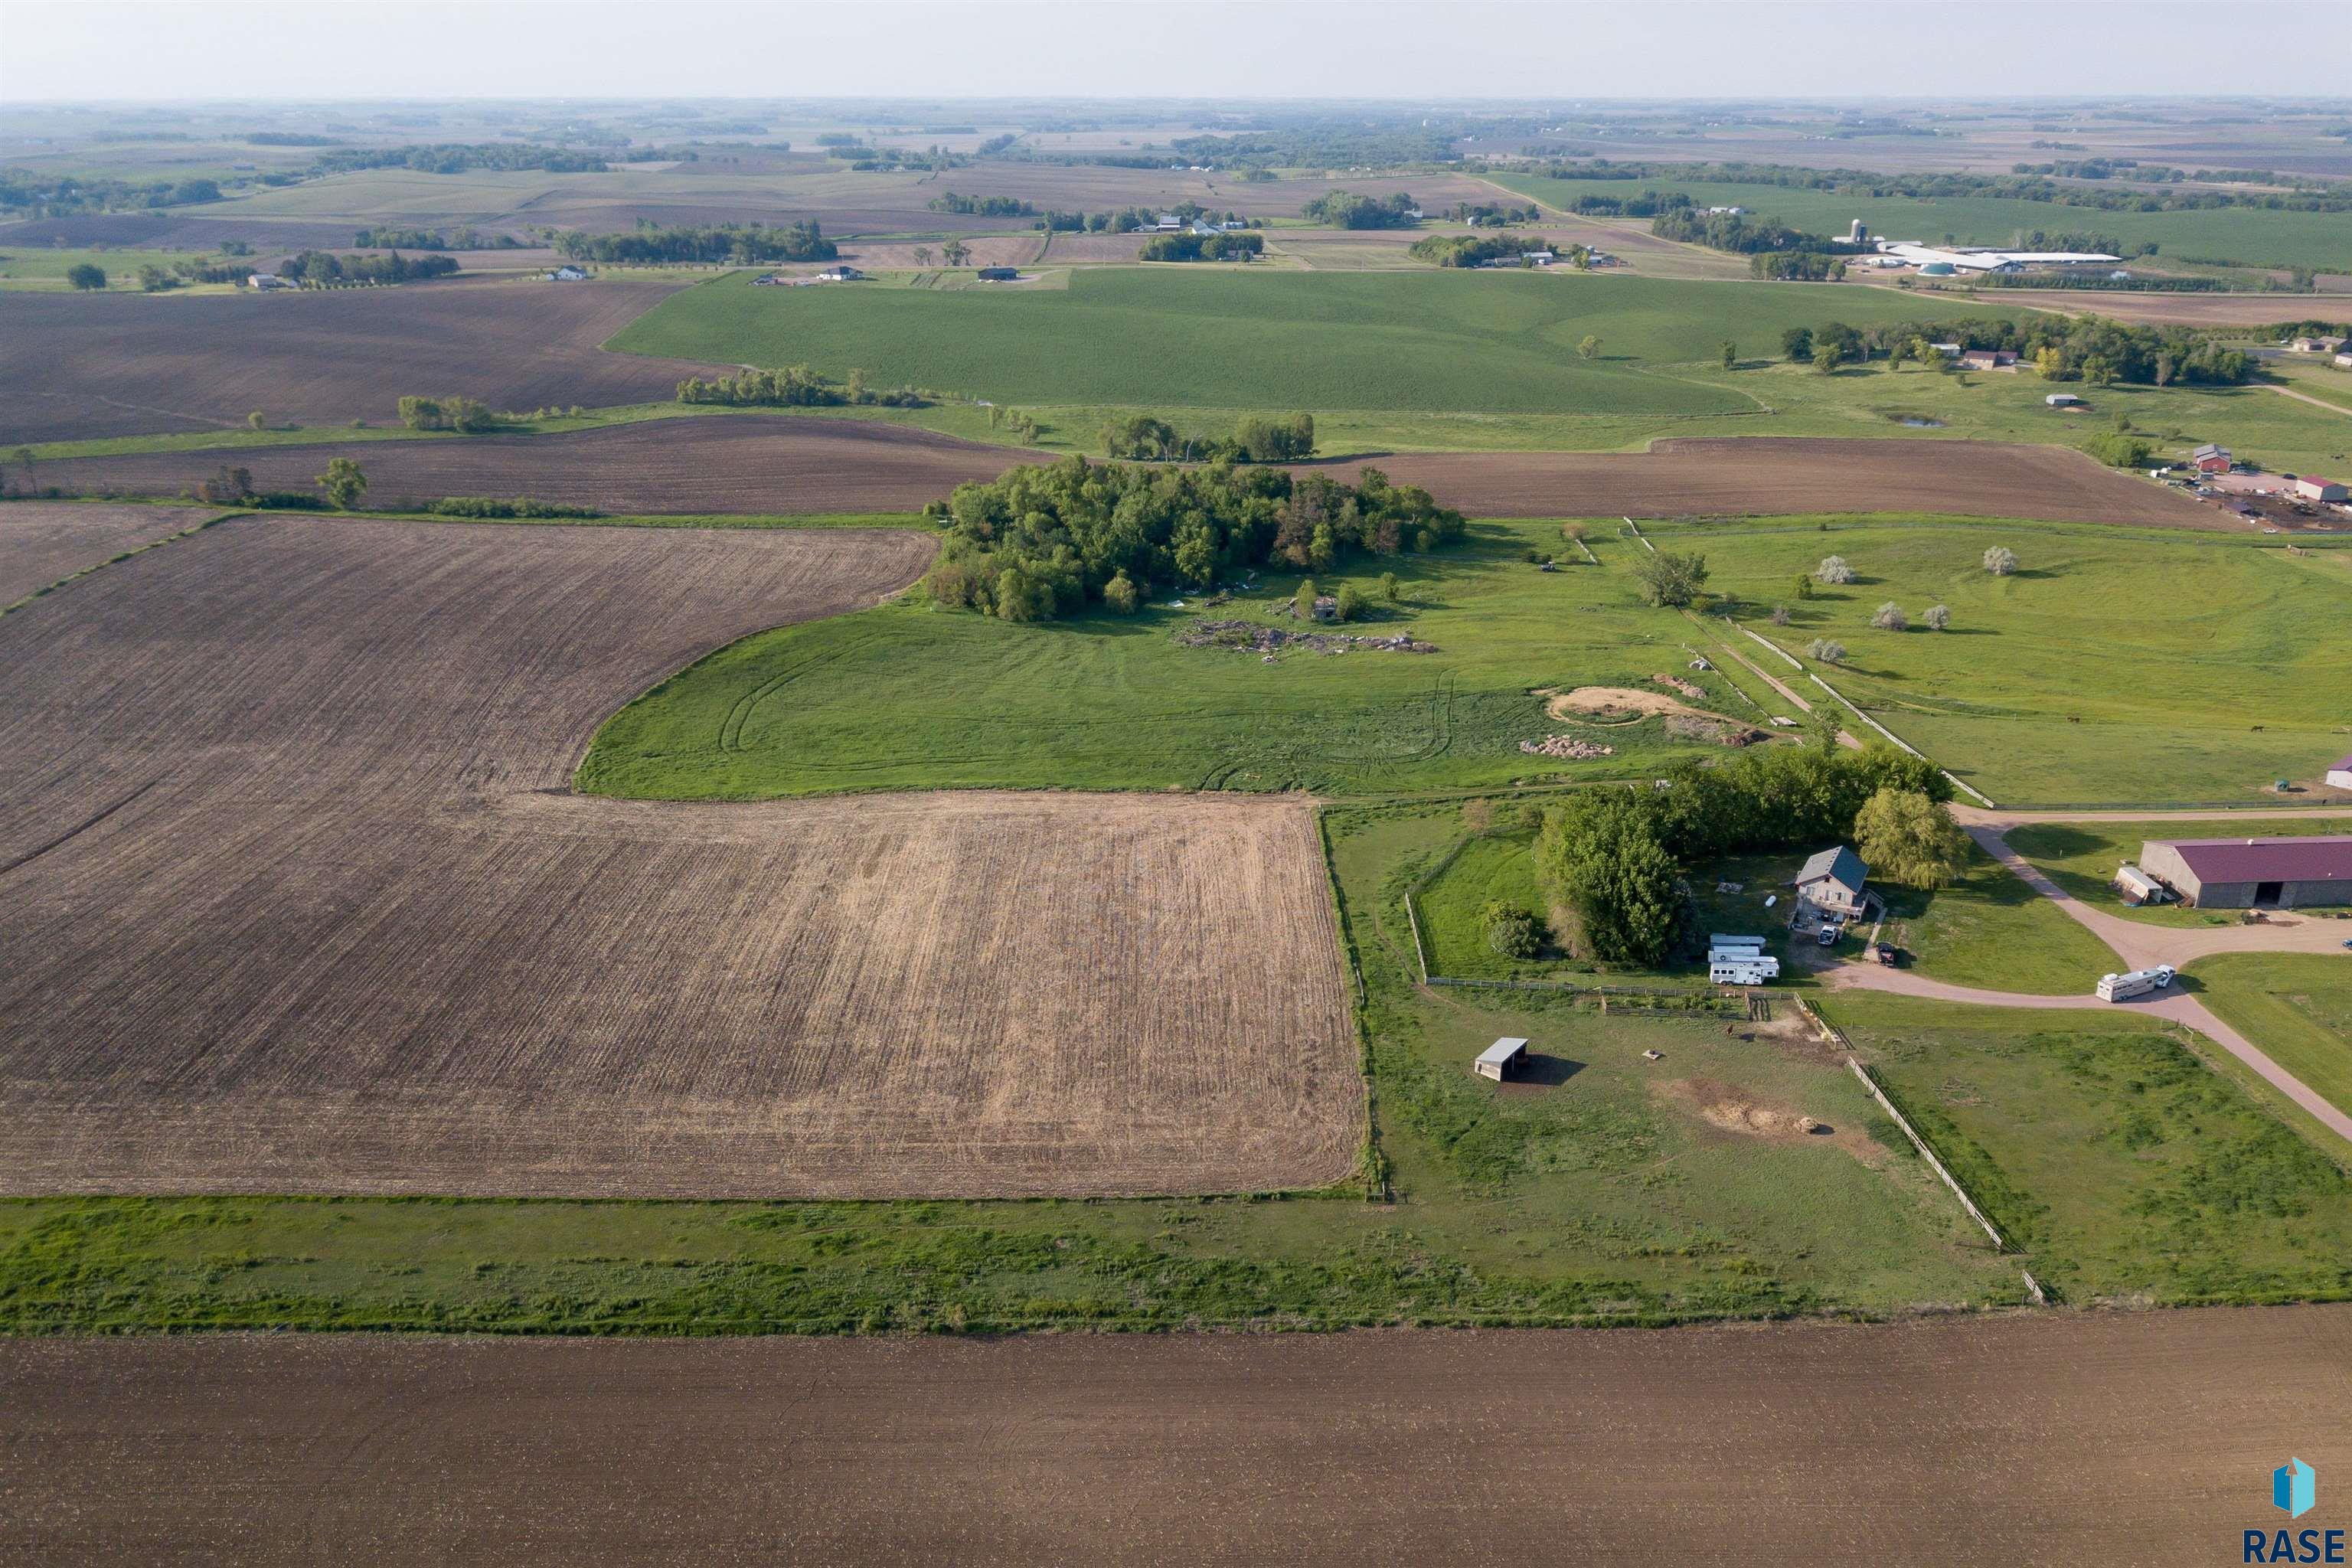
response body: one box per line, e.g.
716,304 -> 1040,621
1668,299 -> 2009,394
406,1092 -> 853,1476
2187,953 -> 2352,1124
0,508 -> 241,617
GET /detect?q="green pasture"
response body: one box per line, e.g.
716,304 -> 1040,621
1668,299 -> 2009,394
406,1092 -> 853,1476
605,266 -> 2021,416
1417,825 -> 2117,994
2004,817 -> 2352,926
1830,991 -> 2352,1305
580,521 -> 1766,799
1659,516 -> 2352,805
0,246 -> 247,292
1491,173 -> 2352,275
2189,953 -> 2352,1122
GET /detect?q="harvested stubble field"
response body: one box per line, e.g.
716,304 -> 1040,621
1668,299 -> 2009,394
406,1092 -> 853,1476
7,1308 -> 2348,1566
0,502 -> 222,607
35,423 -> 2220,527
0,514 -> 1357,1197
1315,436 -> 2223,528
38,416 -> 1050,512
0,212 -> 383,251
0,277 -> 726,445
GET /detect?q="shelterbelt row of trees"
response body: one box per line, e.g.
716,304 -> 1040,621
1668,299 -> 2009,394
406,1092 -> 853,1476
550,220 -> 834,264
923,457 -> 1466,622
1101,412 -> 1315,462
1408,231 -> 1587,268
1539,741 -> 1963,965
273,250 -> 460,286
675,366 -> 926,409
1782,315 -> 2251,385
1523,157 -> 2352,214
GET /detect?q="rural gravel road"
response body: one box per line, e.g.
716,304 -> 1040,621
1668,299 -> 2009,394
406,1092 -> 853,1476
5,1312 -> 2348,1566
1828,808 -> 2352,1144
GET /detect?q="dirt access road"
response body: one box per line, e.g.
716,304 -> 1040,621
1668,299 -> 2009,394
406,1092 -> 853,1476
5,1310 -> 2345,1567
1829,806 -> 2352,1143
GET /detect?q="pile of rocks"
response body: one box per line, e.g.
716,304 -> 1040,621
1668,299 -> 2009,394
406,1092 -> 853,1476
1518,735 -> 1617,760
1653,673 -> 1708,701
1178,620 -> 1436,655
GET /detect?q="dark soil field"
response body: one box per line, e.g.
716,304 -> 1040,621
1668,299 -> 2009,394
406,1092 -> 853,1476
0,514 -> 1356,1197
0,212 -> 380,251
0,502 -> 221,606
5,1307 -> 2345,1566
0,278 -> 726,444
40,421 -> 2223,527
1322,436 -> 2226,529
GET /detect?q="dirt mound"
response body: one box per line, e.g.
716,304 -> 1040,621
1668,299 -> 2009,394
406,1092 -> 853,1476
1674,1078 -> 1826,1138
1545,685 -> 1714,721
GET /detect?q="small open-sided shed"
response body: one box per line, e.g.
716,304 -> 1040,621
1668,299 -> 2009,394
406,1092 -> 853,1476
1475,1037 -> 1530,1082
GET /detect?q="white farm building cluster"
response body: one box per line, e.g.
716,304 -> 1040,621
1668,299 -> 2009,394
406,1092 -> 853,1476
1839,220 -> 2120,276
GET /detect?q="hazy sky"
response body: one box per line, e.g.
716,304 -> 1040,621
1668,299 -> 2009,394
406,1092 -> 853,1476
5,0 -> 2350,103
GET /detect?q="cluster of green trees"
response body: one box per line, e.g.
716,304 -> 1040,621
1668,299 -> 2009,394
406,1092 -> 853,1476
314,142 -> 627,176
273,250 -> 460,286
922,457 -> 1465,622
65,263 -> 108,290
397,394 -> 513,433
1407,231 -> 1581,269
550,220 -> 834,264
1300,191 -> 1420,229
1537,743 -> 1961,965
1,171 -> 224,216
675,366 -> 926,409
926,192 -> 1034,217
1100,412 -> 1315,463
352,225 -> 524,250
1172,121 -> 1458,168
1449,201 -> 1544,224
1776,315 -> 2250,386
1138,230 -> 1263,261
1034,204 -> 1253,234
1650,205 -> 1827,255
1749,251 -> 1847,280
246,131 -> 342,147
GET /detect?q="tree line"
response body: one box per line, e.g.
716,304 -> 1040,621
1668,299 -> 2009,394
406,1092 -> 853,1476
675,366 -> 926,409
274,250 -> 460,286
353,225 -> 526,250
926,192 -> 1036,217
1537,742 -> 1963,965
1772,315 -> 2250,386
1101,412 -> 1315,462
1524,157 -> 2352,216
1138,230 -> 1263,261
1408,231 -> 1583,268
923,456 -> 1466,622
550,220 -> 835,264
1300,191 -> 1419,229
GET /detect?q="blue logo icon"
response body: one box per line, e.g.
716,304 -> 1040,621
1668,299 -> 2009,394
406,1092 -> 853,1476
2277,1459 -> 2317,1521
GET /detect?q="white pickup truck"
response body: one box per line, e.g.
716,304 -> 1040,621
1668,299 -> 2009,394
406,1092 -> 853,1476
2096,965 -> 2177,1003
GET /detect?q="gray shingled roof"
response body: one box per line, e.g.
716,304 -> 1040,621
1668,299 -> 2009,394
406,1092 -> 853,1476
1796,844 -> 1867,890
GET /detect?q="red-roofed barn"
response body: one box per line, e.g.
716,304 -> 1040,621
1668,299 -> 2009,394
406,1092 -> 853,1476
2138,836 -> 2352,909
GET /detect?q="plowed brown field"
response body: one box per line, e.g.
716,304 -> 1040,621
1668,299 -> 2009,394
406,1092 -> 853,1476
0,278 -> 727,444
0,502 -> 222,606
0,515 -> 1357,1197
41,422 -> 2220,527
6,1308 -> 2346,1566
